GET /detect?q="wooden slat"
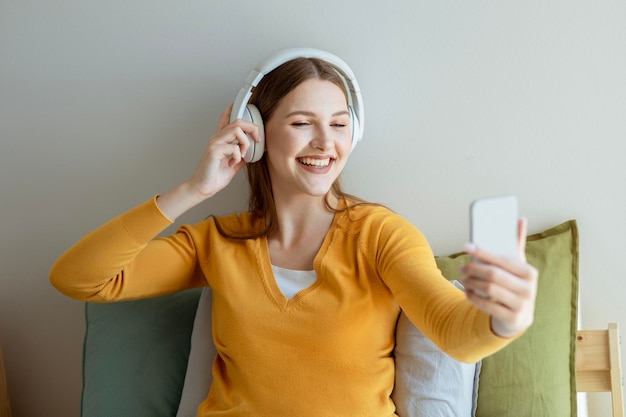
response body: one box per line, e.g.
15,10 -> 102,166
0,345 -> 12,417
576,329 -> 611,392
577,369 -> 612,392
577,330 -> 610,368
576,323 -> 624,417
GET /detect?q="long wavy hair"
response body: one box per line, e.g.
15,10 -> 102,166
216,57 -> 366,239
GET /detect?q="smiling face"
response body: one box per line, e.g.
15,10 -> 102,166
243,57 -> 356,229
263,78 -> 352,201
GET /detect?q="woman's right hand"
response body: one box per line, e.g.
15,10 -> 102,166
156,105 -> 261,220
188,105 -> 261,197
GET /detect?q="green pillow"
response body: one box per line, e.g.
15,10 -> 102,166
435,220 -> 579,417
81,289 -> 202,417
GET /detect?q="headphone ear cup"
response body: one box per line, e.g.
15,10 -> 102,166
241,104 -> 266,163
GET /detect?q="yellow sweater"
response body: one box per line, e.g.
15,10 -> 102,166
50,197 -> 514,417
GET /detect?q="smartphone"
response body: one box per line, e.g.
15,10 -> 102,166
470,195 -> 519,258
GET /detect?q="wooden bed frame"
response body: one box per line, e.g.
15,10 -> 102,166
576,323 -> 624,417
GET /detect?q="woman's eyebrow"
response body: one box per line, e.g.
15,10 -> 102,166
285,110 -> 350,118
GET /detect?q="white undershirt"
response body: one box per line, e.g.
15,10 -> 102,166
271,265 -> 317,299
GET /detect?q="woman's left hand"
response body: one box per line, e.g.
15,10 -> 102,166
460,218 -> 538,338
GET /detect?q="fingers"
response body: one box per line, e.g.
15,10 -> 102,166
464,289 -> 518,324
462,264 -> 536,338
517,217 -> 528,262
184,108 -> 262,199
465,242 -> 533,282
461,240 -> 538,337
217,103 -> 261,143
461,264 -> 532,315
212,119 -> 261,162
217,103 -> 235,132
462,245 -> 537,302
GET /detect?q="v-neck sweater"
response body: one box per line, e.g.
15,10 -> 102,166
51,197 -> 516,417
271,265 -> 316,299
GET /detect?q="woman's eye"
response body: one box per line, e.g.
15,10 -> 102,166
291,122 -> 310,127
332,123 -> 347,128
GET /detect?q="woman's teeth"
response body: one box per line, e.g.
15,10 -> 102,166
299,157 -> 330,167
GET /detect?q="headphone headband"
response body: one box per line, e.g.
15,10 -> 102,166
231,48 -> 364,145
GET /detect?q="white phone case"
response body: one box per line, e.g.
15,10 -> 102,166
470,195 -> 519,258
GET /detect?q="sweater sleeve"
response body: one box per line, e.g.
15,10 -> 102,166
50,197 -> 207,302
373,213 -> 518,363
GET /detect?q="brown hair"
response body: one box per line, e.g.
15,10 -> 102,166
216,57 -> 367,239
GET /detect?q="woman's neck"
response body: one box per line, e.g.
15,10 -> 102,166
267,193 -> 338,270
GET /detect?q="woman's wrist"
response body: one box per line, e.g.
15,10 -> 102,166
156,182 -> 209,221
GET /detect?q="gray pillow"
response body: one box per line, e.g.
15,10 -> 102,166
391,281 -> 481,417
176,288 -> 215,417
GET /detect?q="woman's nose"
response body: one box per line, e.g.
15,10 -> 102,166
310,126 -> 333,151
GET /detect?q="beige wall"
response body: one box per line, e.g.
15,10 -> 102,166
1,1 -> 624,416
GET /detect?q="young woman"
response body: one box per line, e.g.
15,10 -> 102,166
50,49 -> 537,417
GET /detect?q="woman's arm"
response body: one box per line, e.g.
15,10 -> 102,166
375,213 -> 536,362
50,106 -> 261,302
49,197 -> 205,302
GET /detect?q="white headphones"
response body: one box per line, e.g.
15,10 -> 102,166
229,48 -> 365,163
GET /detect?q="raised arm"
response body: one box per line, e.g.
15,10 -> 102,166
50,106 -> 261,302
